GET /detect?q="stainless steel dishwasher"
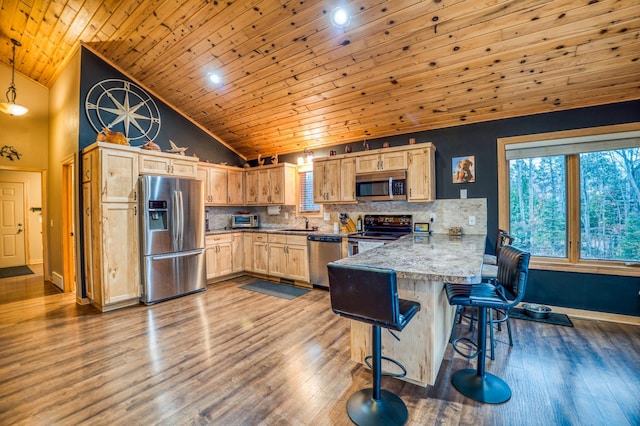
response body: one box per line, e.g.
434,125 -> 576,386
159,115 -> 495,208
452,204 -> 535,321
308,235 -> 343,289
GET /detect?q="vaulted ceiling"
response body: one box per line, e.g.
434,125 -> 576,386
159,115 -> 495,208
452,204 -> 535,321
1,0 -> 639,159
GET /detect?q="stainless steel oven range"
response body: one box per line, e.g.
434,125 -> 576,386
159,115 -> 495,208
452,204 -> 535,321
347,214 -> 412,256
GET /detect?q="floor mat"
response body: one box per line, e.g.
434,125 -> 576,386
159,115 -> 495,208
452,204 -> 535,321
240,280 -> 310,300
509,307 -> 573,327
0,265 -> 35,279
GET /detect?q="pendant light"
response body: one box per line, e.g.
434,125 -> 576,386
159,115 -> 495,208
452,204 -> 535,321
1,39 -> 28,116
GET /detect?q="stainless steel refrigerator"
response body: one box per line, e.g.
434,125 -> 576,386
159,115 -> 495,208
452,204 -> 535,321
139,175 -> 206,304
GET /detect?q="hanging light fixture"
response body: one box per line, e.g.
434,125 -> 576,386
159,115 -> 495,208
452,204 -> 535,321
1,39 -> 28,116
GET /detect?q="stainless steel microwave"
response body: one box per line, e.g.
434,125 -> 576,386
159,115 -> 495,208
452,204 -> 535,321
355,170 -> 407,201
231,214 -> 259,228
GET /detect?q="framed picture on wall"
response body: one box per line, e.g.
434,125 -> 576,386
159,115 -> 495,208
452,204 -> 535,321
452,155 -> 475,183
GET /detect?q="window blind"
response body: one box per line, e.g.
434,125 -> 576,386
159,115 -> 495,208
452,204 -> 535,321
298,170 -> 320,213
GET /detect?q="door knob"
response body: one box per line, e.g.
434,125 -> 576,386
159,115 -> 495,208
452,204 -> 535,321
16,229 -> 23,234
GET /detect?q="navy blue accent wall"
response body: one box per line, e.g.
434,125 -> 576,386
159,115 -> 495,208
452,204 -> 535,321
281,100 -> 640,316
79,48 -> 244,166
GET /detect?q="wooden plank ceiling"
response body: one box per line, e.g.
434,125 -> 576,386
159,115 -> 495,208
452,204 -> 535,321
1,0 -> 639,159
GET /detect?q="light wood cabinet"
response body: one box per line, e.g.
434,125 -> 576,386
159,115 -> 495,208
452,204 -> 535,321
199,163 -> 245,205
243,233 -> 253,272
407,146 -> 436,202
81,143 -> 140,312
139,152 -> 198,177
245,164 -> 297,205
313,157 -> 356,204
231,233 -> 244,273
205,234 -> 233,279
253,233 -> 269,274
355,151 -> 407,173
268,234 -> 309,282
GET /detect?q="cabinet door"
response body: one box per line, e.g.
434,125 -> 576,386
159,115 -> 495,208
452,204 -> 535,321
209,167 -> 228,204
312,161 -> 327,203
407,149 -> 435,201
82,183 -> 94,300
205,246 -> 217,280
253,240 -> 269,274
269,242 -> 287,278
381,151 -> 408,171
170,158 -> 198,177
215,241 -> 233,276
340,158 -> 356,202
100,202 -> 140,304
287,243 -> 309,282
355,154 -> 380,173
323,160 -> 341,202
270,168 -> 286,204
231,233 -> 244,273
242,233 -> 253,271
139,154 -> 171,176
100,149 -> 138,203
228,170 -> 244,205
197,167 -> 212,204
257,169 -> 271,204
245,170 -> 259,204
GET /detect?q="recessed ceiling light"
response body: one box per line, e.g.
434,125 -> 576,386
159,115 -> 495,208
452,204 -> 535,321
208,73 -> 221,84
330,7 -> 349,27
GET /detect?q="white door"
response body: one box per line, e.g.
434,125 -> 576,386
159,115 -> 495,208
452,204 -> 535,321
0,182 -> 26,267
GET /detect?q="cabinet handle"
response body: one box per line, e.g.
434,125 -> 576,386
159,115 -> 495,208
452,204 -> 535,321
134,206 -> 137,215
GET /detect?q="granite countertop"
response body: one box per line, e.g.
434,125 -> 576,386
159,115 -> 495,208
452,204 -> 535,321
205,228 -> 351,237
332,233 -> 486,284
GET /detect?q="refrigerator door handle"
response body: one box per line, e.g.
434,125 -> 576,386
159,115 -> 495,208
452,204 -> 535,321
172,190 -> 179,251
150,248 -> 204,261
178,190 -> 184,249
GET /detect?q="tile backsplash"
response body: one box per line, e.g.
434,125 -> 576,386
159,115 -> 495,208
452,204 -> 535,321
206,198 -> 486,236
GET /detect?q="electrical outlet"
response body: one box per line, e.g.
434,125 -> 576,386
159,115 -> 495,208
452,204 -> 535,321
323,212 -> 330,221
468,215 -> 476,226
430,213 -> 436,221
284,212 -> 288,219
460,189 -> 468,199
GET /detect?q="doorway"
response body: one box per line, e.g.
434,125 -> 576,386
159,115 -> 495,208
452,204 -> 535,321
0,170 -> 44,270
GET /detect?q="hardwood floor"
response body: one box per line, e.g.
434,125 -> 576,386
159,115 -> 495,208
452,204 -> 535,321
0,273 -> 639,425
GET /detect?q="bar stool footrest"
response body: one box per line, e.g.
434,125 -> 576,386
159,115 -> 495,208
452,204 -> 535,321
364,355 -> 407,378
347,388 -> 408,426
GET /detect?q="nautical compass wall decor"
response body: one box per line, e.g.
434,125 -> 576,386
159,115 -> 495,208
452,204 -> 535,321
85,79 -> 161,144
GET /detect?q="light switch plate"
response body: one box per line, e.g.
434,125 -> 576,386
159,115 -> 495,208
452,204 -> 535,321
460,189 -> 467,199
284,212 -> 288,219
469,215 -> 476,226
323,212 -> 330,221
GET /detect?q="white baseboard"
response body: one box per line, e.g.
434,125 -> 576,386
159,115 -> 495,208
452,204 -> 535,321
51,272 -> 64,290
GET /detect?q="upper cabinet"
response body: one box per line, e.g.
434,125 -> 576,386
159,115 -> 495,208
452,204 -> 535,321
198,163 -> 245,206
355,151 -> 407,173
313,143 -> 435,203
139,151 -> 198,178
313,157 -> 356,204
245,163 -> 297,205
407,145 -> 436,202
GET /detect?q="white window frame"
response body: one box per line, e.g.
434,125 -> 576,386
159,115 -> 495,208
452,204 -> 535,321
497,122 -> 640,277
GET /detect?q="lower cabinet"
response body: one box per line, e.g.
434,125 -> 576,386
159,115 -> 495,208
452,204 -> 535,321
268,234 -> 309,282
205,234 -> 233,279
205,231 -> 309,284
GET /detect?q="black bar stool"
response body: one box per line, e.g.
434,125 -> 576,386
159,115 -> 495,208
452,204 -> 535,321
445,245 -> 530,404
328,263 -> 420,426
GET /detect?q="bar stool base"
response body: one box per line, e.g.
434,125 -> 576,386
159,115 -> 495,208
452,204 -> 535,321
452,369 -> 512,404
346,388 -> 408,426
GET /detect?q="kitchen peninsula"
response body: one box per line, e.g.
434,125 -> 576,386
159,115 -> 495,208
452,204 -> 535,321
330,233 -> 486,387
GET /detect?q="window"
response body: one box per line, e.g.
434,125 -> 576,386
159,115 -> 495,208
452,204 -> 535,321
298,166 -> 321,215
498,123 -> 640,276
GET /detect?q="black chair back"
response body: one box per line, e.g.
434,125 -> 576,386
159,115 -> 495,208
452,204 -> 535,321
496,245 -> 530,304
328,263 -> 402,330
495,229 -> 514,258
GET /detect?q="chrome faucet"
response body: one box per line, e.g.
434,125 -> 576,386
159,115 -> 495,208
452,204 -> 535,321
304,216 -> 309,229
